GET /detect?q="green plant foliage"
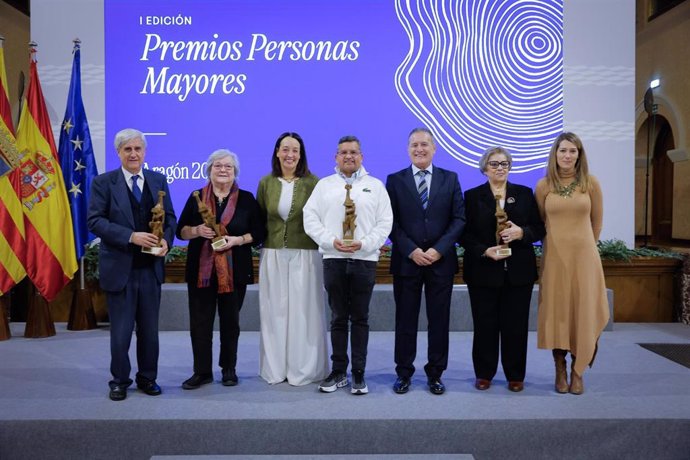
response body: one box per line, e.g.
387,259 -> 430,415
83,243 -> 100,282
82,238 -> 683,281
596,238 -> 684,261
165,245 -> 188,263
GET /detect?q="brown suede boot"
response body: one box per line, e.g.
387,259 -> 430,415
553,349 -> 568,394
569,355 -> 584,395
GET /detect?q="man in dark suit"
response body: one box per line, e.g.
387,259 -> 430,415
386,127 -> 465,395
87,128 -> 176,401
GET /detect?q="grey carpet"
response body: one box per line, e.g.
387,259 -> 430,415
1,323 -> 689,460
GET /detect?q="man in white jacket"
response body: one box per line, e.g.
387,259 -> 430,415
303,135 -> 393,395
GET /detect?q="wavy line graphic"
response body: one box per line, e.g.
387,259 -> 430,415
394,0 -> 563,172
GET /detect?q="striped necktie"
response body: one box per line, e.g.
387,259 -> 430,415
417,169 -> 429,209
131,175 -> 142,202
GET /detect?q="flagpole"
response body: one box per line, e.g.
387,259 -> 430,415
62,37 -> 97,330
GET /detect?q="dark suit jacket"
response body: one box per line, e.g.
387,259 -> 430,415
386,165 -> 466,276
87,169 -> 177,292
461,181 -> 545,287
175,188 -> 266,286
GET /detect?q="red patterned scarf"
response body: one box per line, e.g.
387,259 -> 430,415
196,182 -> 238,293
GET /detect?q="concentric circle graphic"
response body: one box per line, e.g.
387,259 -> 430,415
394,0 -> 563,172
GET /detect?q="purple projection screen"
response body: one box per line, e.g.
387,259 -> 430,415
105,0 -> 563,229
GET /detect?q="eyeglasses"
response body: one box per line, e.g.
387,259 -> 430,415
212,164 -> 234,170
488,161 -> 511,169
337,152 -> 361,157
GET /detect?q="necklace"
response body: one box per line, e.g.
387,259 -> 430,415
556,180 -> 579,198
281,176 -> 298,183
216,194 -> 227,206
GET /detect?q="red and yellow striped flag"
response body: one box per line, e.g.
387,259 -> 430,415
0,39 -> 26,296
14,48 -> 77,301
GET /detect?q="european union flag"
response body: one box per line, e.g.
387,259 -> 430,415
59,40 -> 98,260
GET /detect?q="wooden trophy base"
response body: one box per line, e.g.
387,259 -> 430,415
142,246 -> 164,255
496,246 -> 512,257
211,237 -> 227,250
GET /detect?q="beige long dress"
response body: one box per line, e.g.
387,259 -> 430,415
535,174 -> 609,376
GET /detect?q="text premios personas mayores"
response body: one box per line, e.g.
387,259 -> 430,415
138,33 -> 361,101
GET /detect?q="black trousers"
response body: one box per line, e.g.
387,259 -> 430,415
106,267 -> 160,388
187,279 -> 247,375
322,258 -> 377,373
393,269 -> 454,380
467,282 -> 533,382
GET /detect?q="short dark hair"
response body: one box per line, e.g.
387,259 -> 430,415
337,135 -> 361,149
271,132 -> 310,177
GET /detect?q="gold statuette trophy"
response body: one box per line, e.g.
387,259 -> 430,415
342,184 -> 357,245
495,195 -> 512,257
193,191 -> 227,250
143,191 -> 166,254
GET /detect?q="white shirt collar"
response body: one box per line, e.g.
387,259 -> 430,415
121,167 -> 145,187
411,164 -> 433,176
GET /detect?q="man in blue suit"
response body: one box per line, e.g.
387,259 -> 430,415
87,128 -> 176,401
386,127 -> 465,395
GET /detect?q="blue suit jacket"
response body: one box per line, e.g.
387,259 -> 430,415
87,168 -> 177,292
386,165 -> 465,276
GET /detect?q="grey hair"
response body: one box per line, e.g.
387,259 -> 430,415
205,149 -> 240,179
408,127 -> 436,146
478,146 -> 512,174
114,128 -> 147,151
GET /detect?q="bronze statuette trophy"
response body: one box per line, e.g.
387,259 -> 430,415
193,191 -> 227,250
143,191 -> 166,254
342,184 -> 357,245
495,195 -> 512,257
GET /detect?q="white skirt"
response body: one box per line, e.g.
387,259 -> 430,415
258,248 -> 329,386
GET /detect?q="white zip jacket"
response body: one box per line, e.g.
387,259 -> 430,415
303,166 -> 393,261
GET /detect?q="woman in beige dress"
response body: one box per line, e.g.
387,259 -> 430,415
535,132 -> 609,395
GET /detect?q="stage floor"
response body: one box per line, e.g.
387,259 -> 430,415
1,323 -> 689,459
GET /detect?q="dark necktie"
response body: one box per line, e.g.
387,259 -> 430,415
131,175 -> 142,202
417,169 -> 429,209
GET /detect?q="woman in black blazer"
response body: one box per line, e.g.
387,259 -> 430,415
176,149 -> 265,389
461,147 -> 545,392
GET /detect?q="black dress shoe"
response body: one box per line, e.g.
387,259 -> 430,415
182,374 -> 213,390
109,385 -> 127,401
136,380 -> 162,396
427,378 -> 445,395
393,376 -> 411,394
222,369 -> 238,387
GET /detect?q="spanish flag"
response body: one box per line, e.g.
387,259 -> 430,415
14,47 -> 77,301
0,39 -> 26,296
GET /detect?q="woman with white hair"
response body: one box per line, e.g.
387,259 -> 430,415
176,149 -> 265,389
461,146 -> 545,393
